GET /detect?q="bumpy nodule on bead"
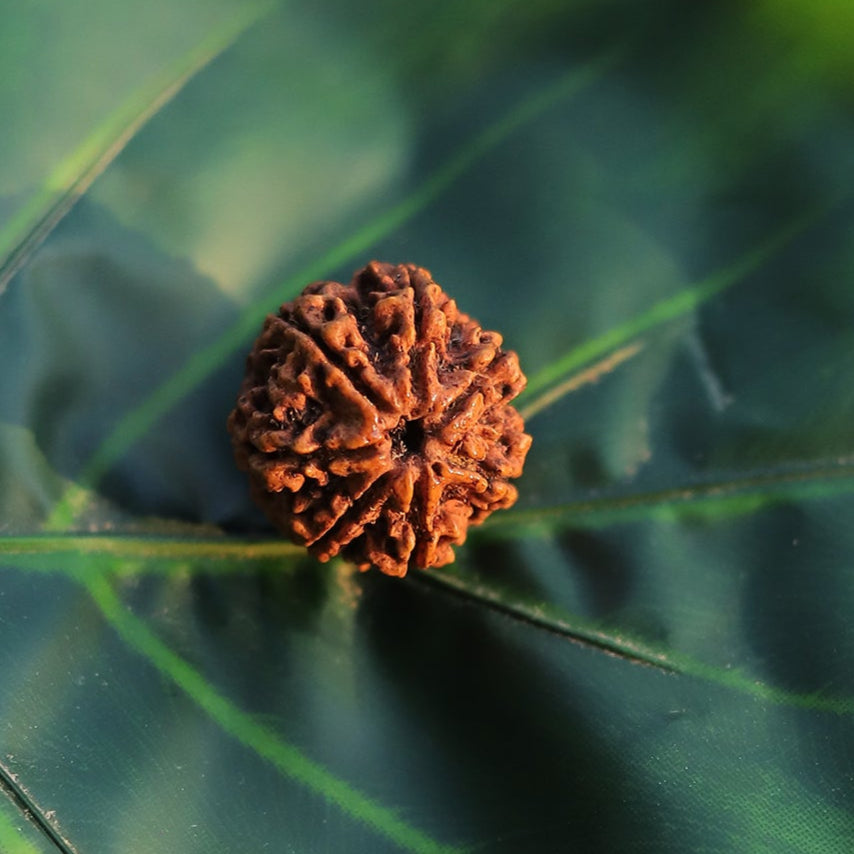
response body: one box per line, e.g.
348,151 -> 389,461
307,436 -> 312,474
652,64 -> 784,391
227,261 -> 532,576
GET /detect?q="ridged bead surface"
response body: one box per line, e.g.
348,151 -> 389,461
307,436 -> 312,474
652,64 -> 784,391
227,261 -> 531,576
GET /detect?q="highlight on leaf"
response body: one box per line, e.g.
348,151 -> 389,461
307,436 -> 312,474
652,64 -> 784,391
43,51 -> 619,533
83,572 -> 465,854
0,1 -> 274,296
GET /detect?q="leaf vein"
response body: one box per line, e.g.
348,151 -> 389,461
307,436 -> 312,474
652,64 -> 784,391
416,570 -> 854,716
42,49 -> 624,531
82,572 -> 466,854
0,760 -> 77,854
0,2 -> 274,295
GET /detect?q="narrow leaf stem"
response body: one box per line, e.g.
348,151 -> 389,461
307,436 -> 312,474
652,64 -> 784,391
518,343 -> 642,421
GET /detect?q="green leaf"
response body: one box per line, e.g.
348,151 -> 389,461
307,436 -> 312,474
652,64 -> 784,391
2,1 -> 854,852
0,797 -> 54,854
0,2 -> 273,293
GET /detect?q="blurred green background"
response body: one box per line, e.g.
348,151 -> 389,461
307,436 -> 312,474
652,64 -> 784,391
1,1 -> 853,851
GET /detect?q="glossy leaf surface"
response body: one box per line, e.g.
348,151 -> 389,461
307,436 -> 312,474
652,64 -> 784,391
2,1 -> 853,852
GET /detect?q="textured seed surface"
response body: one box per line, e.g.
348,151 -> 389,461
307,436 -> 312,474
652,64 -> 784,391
227,261 -> 532,576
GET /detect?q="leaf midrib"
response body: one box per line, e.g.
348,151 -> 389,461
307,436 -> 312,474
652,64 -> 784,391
5,453 -> 854,559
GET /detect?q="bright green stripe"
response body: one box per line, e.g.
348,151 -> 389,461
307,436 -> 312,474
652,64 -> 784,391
0,803 -> 42,854
426,570 -> 854,716
482,462 -> 854,534
43,49 -> 622,532
0,1 -> 274,293
6,543 -> 851,719
671,649 -> 854,715
518,212 -> 816,403
82,573 -> 463,854
0,535 -> 300,562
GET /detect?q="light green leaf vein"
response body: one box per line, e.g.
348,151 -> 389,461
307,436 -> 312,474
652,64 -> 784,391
0,535 -> 300,565
6,535 -> 853,716
0,1 -> 274,294
480,458 -> 854,534
517,343 -> 642,421
420,569 -> 854,716
43,48 -> 623,532
517,209 -> 822,406
82,572 -> 464,854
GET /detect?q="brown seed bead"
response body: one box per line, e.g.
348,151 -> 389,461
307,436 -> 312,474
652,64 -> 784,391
227,261 -> 532,576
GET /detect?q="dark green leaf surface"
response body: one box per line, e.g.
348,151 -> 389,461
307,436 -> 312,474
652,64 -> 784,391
2,1 -> 854,852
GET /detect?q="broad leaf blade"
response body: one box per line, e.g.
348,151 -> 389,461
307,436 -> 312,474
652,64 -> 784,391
1,1 -> 854,852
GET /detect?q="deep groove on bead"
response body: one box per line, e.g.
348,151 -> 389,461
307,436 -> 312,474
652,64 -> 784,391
227,261 -> 531,576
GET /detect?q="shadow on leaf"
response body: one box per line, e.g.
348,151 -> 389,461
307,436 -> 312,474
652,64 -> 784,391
358,571 -> 674,852
0,196 -> 263,530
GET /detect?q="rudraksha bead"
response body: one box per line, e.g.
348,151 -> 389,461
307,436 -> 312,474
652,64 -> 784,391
227,261 -> 531,576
